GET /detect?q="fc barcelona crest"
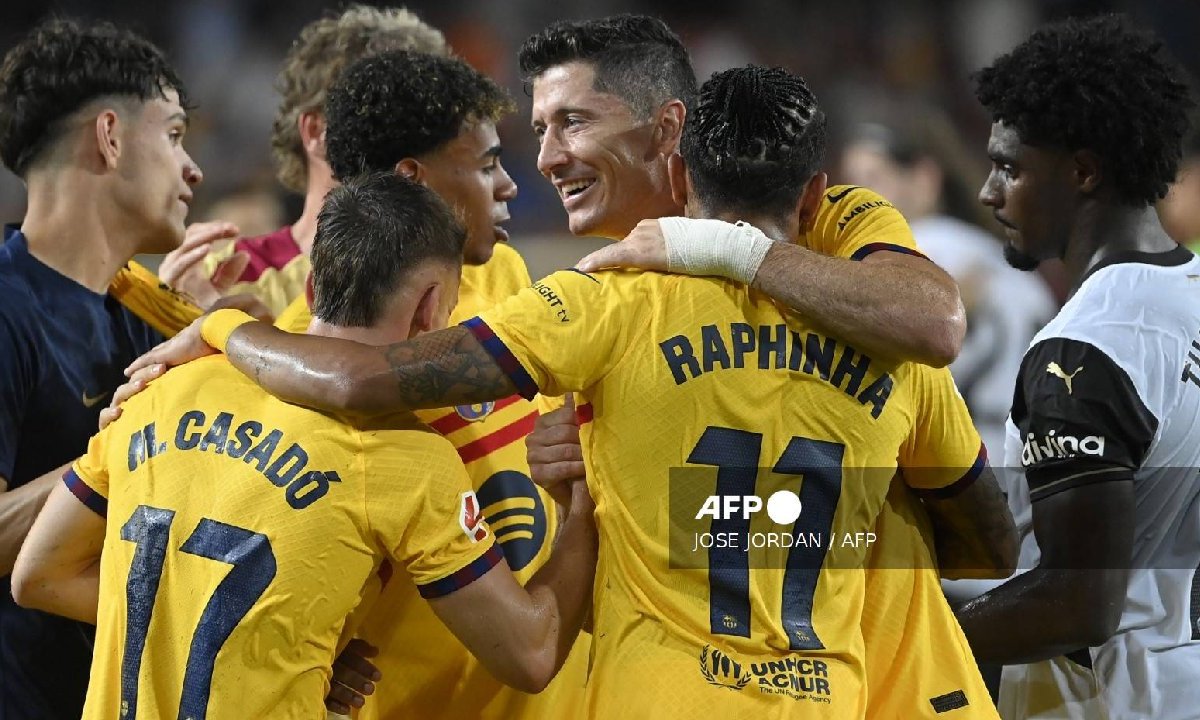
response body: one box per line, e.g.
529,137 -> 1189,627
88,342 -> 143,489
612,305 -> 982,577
454,402 -> 495,422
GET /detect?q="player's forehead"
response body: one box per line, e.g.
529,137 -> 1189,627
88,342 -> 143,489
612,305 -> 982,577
986,121 -> 1022,159
432,118 -> 500,161
530,61 -> 635,124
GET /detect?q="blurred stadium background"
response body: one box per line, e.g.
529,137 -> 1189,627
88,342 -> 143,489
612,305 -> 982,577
0,0 -> 1196,281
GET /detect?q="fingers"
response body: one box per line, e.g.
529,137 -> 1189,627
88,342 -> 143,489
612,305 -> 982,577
562,391 -> 575,411
210,251 -> 250,292
182,221 -> 240,250
160,243 -> 218,287
125,322 -> 213,376
325,681 -> 367,714
575,245 -> 619,273
210,293 -> 274,323
527,424 -> 582,454
160,222 -> 239,286
325,639 -> 380,714
98,407 -> 121,431
530,461 -> 588,489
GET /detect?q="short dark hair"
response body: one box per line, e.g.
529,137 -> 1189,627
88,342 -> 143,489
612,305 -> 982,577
518,14 -> 697,116
311,172 -> 466,327
0,18 -> 187,178
325,50 -> 514,182
973,14 -> 1193,207
681,65 -> 826,217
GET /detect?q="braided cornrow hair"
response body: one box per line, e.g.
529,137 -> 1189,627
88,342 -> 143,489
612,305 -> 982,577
681,65 -> 826,216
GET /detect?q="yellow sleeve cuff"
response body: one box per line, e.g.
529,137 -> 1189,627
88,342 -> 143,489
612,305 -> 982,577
201,309 -> 257,353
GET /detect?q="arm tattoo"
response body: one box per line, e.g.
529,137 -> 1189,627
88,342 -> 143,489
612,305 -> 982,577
382,326 -> 519,408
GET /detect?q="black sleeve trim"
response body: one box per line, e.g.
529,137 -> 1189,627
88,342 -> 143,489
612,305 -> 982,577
1028,463 -> 1133,502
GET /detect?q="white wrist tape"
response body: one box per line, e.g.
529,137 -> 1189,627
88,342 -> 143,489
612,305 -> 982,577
659,217 -> 773,285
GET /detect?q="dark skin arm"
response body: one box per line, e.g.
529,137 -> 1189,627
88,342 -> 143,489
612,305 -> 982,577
224,323 -> 515,415
954,476 -> 1133,665
918,466 -> 1018,580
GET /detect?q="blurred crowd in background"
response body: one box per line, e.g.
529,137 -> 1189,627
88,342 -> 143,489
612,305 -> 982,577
0,0 -> 1197,282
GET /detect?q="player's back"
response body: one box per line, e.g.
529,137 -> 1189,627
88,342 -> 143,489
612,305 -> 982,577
477,268 -> 971,718
999,248 -> 1200,719
73,356 -> 455,720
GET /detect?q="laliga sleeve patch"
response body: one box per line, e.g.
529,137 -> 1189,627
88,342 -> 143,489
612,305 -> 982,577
459,490 -> 489,543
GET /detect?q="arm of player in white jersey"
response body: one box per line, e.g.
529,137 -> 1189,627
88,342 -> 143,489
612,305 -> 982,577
425,479 -> 598,693
576,218 -> 966,367
0,464 -> 68,576
954,474 -> 1134,665
919,465 -> 1019,580
11,477 -> 105,624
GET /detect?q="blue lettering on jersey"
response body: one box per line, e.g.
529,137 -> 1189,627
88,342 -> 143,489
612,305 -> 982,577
659,324 -> 894,418
135,410 -> 345,509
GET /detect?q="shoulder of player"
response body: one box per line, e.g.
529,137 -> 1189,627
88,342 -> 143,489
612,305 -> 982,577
356,422 -> 462,474
816,185 -> 897,222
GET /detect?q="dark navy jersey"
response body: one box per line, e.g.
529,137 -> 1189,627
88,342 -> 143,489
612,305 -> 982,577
0,227 -> 162,719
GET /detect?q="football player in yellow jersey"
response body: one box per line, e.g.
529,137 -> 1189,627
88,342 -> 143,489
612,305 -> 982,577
12,174 -> 598,720
123,66 -> 1016,718
155,5 -> 450,315
520,15 -> 1004,718
280,49 -> 587,720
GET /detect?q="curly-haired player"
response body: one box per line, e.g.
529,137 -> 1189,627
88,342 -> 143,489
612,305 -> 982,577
953,14 -> 1200,719
324,50 -> 515,265
273,49 -> 590,720
157,5 -> 449,313
0,18 -> 200,719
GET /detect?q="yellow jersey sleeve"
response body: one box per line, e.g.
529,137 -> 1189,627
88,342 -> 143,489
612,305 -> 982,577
63,420 -> 117,517
802,185 -> 925,261
274,293 -> 311,333
899,366 -> 986,492
108,260 -> 204,338
361,430 -> 503,598
452,243 -> 533,323
469,269 -> 651,399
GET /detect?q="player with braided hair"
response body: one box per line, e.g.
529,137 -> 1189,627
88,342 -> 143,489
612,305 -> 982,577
123,63 -> 1014,719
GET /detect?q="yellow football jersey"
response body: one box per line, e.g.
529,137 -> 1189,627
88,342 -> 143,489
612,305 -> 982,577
276,243 -> 588,719
472,263 -> 984,718
108,260 -> 204,338
67,356 -> 499,720
804,185 -> 997,719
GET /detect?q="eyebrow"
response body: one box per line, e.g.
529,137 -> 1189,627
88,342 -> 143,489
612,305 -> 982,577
168,111 -> 190,128
481,145 -> 502,160
530,107 -> 592,128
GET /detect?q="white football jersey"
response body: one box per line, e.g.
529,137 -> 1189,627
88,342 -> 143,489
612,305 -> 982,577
913,216 -> 1056,458
999,245 -> 1200,720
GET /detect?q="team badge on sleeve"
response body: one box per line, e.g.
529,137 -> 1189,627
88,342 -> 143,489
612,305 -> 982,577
459,491 -> 489,542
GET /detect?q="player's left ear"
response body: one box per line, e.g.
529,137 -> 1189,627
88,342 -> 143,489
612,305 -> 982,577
796,172 -> 829,231
94,109 -> 122,170
410,283 -> 442,338
299,110 -> 326,163
667,152 -> 689,209
1072,149 -> 1103,195
651,100 -> 686,156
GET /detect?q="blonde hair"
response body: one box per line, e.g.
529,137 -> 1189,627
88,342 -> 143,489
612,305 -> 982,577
270,5 -> 447,193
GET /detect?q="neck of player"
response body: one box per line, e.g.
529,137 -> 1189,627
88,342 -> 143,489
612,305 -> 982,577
1067,202 -> 1178,287
704,209 -> 797,245
290,161 -> 337,257
19,170 -> 145,294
